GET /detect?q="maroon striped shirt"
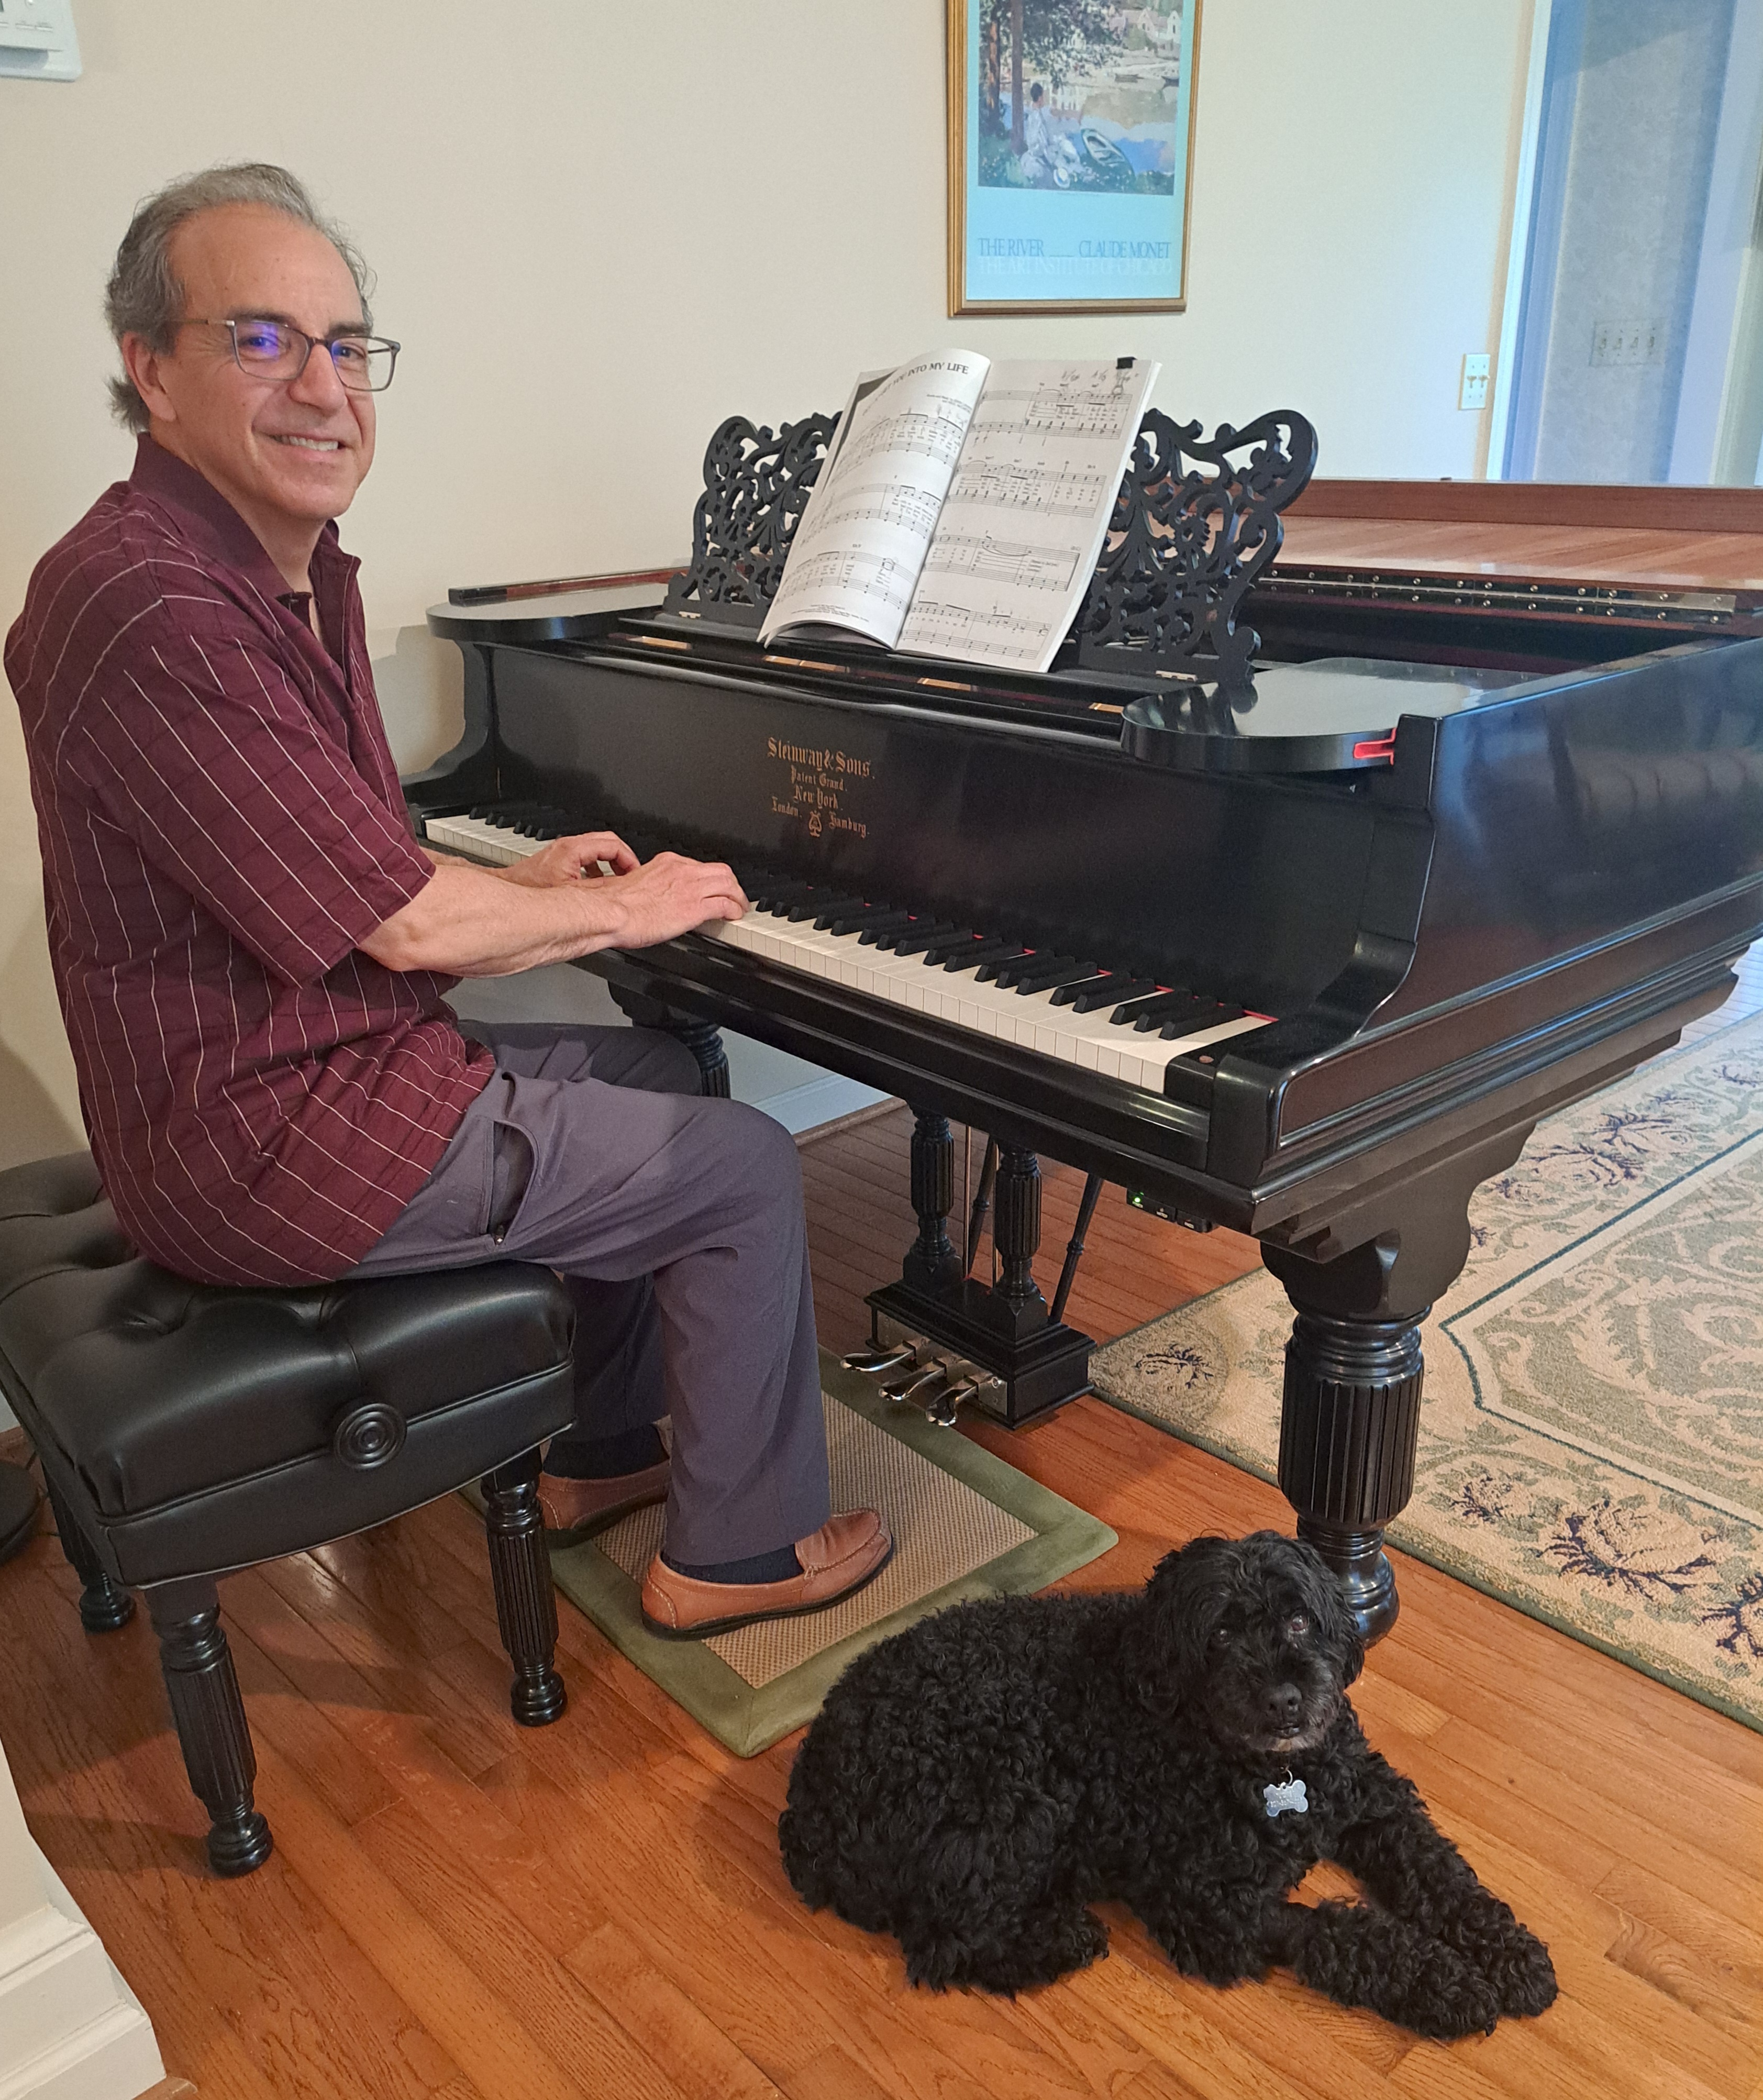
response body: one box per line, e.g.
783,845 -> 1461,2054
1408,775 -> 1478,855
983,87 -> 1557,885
5,435 -> 493,1285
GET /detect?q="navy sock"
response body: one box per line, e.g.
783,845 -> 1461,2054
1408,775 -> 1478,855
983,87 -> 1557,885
543,1424 -> 666,1480
662,1543 -> 802,1584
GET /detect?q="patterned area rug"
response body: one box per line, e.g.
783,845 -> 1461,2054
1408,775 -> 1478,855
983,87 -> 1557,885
1091,1010 -> 1763,1730
517,1357 -> 1115,1756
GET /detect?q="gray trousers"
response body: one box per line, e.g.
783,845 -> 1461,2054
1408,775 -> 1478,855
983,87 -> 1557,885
351,1021 -> 831,1564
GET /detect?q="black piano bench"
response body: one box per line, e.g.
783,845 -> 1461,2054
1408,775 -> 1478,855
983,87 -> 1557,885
0,1151 -> 580,1877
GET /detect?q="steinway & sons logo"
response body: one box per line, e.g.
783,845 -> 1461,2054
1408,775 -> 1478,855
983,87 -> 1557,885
766,735 -> 873,842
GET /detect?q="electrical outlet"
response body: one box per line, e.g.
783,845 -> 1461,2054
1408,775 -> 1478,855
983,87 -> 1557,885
1590,317 -> 1664,367
1459,353 -> 1491,412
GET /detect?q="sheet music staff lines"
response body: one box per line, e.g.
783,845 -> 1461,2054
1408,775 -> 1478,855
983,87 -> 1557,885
971,367 -> 1147,438
761,350 -> 1157,672
816,480 -> 943,537
945,458 -> 1109,518
902,600 -> 1045,664
839,406 -> 971,473
919,534 -> 1081,594
771,547 -> 913,620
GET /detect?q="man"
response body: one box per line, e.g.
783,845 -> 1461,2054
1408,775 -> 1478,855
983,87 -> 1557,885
5,164 -> 889,1639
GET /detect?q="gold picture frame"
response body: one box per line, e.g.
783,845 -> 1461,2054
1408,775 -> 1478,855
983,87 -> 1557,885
947,0 -> 1200,316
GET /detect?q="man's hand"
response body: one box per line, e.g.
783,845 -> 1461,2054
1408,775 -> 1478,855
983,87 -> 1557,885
601,852 -> 748,946
360,847 -> 748,978
497,831 -> 639,888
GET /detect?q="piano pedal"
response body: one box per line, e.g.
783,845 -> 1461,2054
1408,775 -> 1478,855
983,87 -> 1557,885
880,1356 -> 949,1406
841,1337 -> 922,1377
923,1366 -> 1003,1428
1126,1189 -> 1215,1232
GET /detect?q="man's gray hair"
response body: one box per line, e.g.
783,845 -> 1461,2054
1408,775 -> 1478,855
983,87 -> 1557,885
105,162 -> 373,433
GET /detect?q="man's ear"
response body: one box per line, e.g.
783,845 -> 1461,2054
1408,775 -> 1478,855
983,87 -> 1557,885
121,333 -> 179,427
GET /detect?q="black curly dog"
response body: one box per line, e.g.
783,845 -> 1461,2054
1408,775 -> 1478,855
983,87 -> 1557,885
780,1531 -> 1557,2039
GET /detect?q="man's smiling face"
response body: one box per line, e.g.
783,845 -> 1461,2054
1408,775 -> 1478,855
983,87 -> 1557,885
126,203 -> 375,558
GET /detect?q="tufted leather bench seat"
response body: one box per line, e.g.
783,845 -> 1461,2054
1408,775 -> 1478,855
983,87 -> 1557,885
0,1151 -> 580,1875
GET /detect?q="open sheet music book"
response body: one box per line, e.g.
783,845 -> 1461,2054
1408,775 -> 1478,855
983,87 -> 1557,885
758,351 -> 1159,676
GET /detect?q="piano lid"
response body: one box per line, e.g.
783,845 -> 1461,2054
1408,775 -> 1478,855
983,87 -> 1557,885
1119,656 -> 1528,773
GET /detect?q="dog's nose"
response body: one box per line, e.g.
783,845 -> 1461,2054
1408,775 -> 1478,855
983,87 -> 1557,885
1266,1684 -> 1302,1730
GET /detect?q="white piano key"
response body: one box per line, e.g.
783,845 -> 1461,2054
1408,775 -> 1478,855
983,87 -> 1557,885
428,808 -> 1271,1097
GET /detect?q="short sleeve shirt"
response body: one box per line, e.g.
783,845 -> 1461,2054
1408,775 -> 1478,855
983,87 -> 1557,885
5,435 -> 494,1284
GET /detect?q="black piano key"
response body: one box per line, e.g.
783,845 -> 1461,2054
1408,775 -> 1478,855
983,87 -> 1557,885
915,929 -> 984,962
829,905 -> 911,936
750,871 -> 813,899
866,916 -> 940,951
805,895 -> 869,929
1006,957 -> 1096,994
1160,1001 -> 1244,1041
977,948 -> 1037,983
944,938 -> 1024,974
1122,989 -> 1207,1031
1048,972 -> 1126,1009
1062,976 -> 1159,1015
993,952 -> 1073,990
757,881 -> 818,914
891,921 -> 962,958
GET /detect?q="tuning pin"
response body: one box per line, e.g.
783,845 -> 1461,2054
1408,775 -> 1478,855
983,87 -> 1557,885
842,1338 -> 919,1377
881,1358 -> 947,1405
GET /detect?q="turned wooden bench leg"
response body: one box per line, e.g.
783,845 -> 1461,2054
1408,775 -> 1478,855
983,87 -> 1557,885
144,1575 -> 273,1876
482,1445 -> 567,1727
44,1478 -> 135,1633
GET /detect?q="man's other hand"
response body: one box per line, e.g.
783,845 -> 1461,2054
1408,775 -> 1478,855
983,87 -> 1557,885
498,831 -> 639,887
604,853 -> 749,947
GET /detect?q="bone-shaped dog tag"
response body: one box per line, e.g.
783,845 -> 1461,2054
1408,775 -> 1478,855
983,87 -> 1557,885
1263,1774 -> 1309,1819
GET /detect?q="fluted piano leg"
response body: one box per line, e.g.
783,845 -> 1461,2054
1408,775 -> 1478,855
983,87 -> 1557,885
903,1110 -> 963,1294
606,986 -> 730,1097
868,1130 -> 1091,1428
669,1020 -> 731,1098
1261,1130 -> 1528,1644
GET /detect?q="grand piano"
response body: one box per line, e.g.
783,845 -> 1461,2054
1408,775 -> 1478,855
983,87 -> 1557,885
410,407 -> 1763,1637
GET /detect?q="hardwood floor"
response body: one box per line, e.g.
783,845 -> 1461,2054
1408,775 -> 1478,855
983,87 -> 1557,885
3,956 -> 1760,2100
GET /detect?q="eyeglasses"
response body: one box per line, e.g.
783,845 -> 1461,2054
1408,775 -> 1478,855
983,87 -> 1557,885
184,317 -> 401,393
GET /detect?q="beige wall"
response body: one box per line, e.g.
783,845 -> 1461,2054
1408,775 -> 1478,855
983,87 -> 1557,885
0,0 -> 1536,1166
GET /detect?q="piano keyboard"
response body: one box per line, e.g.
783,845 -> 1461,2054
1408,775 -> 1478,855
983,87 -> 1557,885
422,804 -> 1271,1095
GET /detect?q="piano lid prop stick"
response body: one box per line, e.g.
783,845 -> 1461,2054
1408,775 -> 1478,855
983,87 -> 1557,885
1049,1173 -> 1105,1327
964,1138 -> 1000,1279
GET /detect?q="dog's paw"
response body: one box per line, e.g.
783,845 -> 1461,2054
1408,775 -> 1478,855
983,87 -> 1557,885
1437,1901 -> 1558,2019
1395,1941 -> 1503,2040
1484,1926 -> 1558,2018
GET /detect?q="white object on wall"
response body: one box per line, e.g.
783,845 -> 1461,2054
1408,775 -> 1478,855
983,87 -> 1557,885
0,1737 -> 164,2099
0,0 -> 79,81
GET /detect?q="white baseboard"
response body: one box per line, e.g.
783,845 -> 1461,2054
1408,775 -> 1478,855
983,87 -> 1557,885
0,1854 -> 163,2100
750,1072 -> 888,1136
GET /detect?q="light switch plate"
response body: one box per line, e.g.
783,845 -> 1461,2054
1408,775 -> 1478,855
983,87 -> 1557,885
1459,352 -> 1491,412
0,0 -> 80,80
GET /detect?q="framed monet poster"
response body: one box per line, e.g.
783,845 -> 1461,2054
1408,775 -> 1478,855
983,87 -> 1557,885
947,0 -> 1200,315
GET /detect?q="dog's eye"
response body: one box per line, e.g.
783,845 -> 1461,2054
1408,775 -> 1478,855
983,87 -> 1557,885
1211,1624 -> 1233,1648
1284,1613 -> 1310,1638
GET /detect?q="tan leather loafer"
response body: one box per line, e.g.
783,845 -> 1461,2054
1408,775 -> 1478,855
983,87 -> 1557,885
537,1456 -> 671,1544
639,1508 -> 894,1639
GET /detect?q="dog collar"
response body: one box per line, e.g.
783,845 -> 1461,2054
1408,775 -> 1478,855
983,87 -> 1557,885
1263,1770 -> 1309,1819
